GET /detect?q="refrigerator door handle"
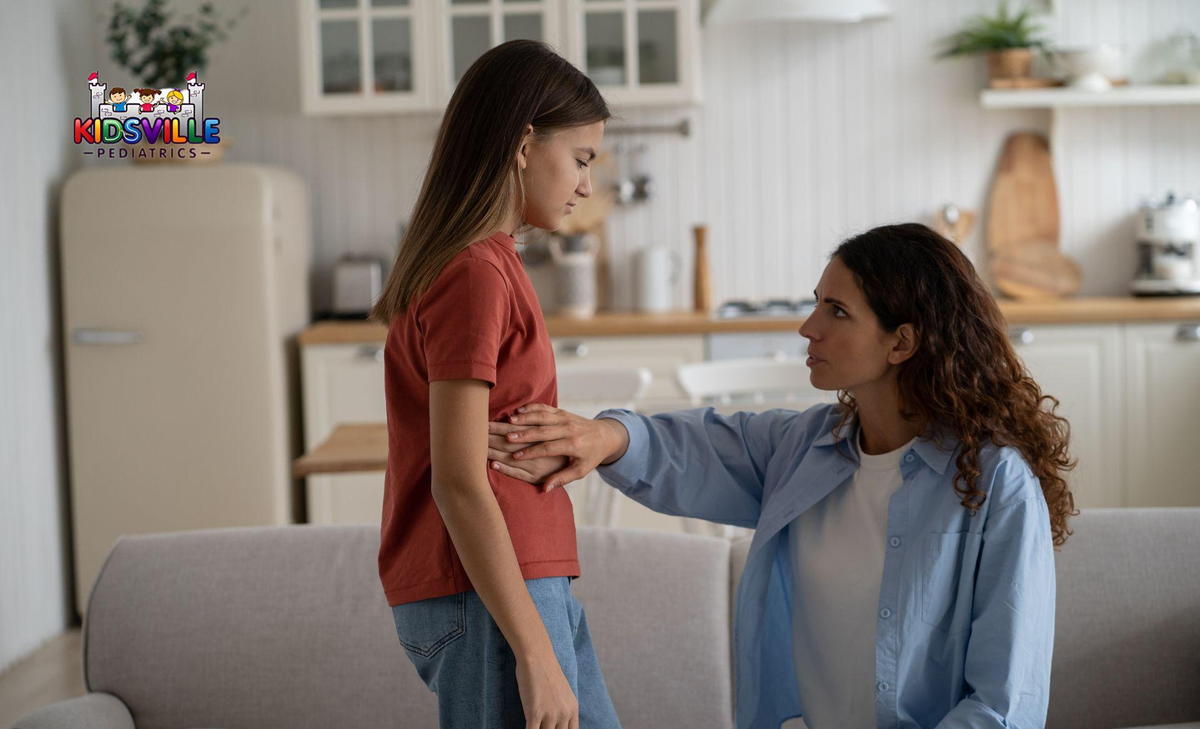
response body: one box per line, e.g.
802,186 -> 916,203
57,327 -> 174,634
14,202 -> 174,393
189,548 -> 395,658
71,328 -> 143,345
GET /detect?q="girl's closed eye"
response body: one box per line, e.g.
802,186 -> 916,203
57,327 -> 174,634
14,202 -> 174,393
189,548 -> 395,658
576,159 -> 589,169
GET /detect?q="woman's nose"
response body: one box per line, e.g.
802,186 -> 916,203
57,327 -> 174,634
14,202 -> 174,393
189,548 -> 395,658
578,171 -> 592,198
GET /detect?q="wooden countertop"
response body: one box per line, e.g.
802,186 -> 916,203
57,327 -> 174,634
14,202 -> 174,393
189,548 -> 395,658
299,297 -> 1200,345
293,423 -> 386,476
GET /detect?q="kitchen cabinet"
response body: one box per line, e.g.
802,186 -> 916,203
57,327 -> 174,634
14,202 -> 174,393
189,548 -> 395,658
301,342 -> 387,524
299,0 -> 701,114
298,317 -> 1200,527
438,0 -> 563,104
1008,324 -> 1125,508
1123,322 -> 1200,507
552,334 -> 705,410
563,0 -> 700,107
300,0 -> 439,114
300,334 -> 703,523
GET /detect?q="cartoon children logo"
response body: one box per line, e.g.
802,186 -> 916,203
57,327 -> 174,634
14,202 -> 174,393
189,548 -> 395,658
76,71 -> 220,160
107,87 -> 128,111
134,88 -> 158,112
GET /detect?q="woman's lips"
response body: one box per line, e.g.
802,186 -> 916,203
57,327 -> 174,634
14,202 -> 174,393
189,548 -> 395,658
806,355 -> 824,367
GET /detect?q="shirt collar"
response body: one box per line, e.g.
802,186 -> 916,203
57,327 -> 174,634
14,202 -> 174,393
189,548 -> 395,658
812,412 -> 957,476
486,230 -> 517,251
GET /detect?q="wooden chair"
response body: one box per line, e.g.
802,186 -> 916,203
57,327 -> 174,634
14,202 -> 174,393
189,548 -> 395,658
555,366 -> 653,528
674,357 -> 834,538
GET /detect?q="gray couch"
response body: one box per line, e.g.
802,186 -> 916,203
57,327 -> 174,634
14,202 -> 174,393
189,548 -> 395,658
12,509 -> 1200,729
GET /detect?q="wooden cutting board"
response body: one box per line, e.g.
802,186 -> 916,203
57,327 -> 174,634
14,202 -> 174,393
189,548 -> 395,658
987,132 -> 1060,253
991,241 -> 1082,300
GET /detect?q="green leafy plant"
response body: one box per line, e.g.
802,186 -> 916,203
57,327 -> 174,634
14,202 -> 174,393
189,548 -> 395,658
106,0 -> 247,87
939,1 -> 1048,57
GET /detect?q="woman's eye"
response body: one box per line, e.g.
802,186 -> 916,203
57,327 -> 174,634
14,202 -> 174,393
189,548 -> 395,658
832,305 -> 847,318
576,159 -> 589,169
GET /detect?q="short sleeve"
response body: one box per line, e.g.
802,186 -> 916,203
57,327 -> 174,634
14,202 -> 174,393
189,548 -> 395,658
416,257 -> 511,386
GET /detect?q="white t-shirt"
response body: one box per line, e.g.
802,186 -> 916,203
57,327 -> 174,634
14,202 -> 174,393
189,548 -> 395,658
788,431 -> 915,729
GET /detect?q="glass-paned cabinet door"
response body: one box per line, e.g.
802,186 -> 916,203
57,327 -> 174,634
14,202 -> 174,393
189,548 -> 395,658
300,0 -> 436,113
565,0 -> 699,106
438,0 -> 562,103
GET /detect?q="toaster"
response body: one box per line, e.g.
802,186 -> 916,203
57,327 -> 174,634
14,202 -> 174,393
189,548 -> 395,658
331,254 -> 385,318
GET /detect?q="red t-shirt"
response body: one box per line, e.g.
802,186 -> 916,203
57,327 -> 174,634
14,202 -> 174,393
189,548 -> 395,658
378,231 -> 579,606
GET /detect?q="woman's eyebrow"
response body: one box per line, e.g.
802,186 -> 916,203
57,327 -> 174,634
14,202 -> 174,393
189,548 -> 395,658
814,290 -> 850,308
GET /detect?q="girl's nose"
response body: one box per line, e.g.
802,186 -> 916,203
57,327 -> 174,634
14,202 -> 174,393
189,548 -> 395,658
578,171 -> 592,198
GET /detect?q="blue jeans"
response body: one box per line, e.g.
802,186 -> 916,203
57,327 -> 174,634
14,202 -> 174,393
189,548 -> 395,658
392,577 -> 622,729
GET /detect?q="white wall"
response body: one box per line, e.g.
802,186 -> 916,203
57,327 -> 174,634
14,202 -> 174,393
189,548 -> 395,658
0,0 -> 95,672
83,0 -> 1198,311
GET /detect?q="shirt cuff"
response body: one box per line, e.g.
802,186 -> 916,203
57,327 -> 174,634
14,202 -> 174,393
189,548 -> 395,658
427,361 -> 497,386
594,408 -> 650,488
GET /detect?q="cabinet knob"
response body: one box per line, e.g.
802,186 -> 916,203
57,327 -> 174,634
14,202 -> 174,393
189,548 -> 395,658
1176,324 -> 1200,343
559,341 -> 589,358
1008,327 -> 1035,345
358,345 -> 384,362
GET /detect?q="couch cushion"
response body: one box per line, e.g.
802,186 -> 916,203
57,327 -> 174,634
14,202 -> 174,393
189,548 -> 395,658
573,528 -> 734,727
84,525 -> 735,729
1047,509 -> 1200,729
84,525 -> 436,729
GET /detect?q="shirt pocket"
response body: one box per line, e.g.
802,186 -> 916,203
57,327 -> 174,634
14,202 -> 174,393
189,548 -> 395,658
391,591 -> 466,659
920,531 -> 982,636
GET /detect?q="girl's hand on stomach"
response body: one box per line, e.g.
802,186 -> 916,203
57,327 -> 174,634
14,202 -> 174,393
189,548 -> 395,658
488,423 -> 569,488
488,404 -> 630,492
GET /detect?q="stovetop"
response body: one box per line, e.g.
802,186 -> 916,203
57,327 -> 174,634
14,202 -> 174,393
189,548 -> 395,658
715,299 -> 817,319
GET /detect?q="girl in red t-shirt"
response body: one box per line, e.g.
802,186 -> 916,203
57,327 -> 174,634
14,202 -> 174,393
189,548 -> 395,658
369,40 -> 620,729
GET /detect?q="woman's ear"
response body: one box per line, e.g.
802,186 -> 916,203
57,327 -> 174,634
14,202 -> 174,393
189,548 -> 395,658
515,123 -> 535,171
888,323 -> 919,365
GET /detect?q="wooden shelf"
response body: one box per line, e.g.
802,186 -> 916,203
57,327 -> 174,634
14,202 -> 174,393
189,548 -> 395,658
981,85 -> 1200,109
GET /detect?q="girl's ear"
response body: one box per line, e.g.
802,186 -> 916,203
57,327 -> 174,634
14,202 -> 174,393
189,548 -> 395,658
515,123 -> 534,171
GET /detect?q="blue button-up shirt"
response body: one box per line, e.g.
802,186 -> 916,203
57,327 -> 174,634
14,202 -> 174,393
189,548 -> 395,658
596,403 -> 1055,729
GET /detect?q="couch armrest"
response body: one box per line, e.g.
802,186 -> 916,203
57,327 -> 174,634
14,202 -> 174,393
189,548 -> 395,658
9,692 -> 135,729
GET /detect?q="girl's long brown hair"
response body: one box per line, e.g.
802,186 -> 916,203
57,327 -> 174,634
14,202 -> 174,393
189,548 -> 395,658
832,223 -> 1077,546
370,40 -> 611,323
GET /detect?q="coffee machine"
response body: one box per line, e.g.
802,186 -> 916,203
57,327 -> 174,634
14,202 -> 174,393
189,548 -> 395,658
1131,192 -> 1200,296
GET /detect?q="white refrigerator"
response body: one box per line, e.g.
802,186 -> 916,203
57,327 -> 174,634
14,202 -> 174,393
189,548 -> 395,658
60,164 -> 311,615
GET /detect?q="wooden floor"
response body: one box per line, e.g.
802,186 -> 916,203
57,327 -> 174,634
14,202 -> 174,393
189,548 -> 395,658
0,629 -> 86,728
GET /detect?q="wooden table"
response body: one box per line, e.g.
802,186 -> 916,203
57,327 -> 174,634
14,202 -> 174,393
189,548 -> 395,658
292,423 -> 387,476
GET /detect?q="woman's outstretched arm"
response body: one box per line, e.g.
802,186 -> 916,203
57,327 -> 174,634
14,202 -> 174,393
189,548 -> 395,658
493,404 -> 806,528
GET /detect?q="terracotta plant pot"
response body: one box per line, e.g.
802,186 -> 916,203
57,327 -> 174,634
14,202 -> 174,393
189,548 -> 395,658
987,48 -> 1035,82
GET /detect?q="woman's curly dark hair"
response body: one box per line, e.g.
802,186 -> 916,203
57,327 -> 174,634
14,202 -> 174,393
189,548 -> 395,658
831,223 -> 1077,546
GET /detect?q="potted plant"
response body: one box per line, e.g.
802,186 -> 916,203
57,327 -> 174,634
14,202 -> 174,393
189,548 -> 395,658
939,1 -> 1050,87
105,0 -> 246,162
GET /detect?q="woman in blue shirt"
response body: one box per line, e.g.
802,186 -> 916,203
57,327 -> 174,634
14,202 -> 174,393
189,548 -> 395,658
488,223 -> 1076,729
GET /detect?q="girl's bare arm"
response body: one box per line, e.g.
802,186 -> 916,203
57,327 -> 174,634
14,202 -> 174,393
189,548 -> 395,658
428,379 -> 578,729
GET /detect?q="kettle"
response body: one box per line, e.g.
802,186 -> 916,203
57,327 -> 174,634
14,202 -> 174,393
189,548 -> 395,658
634,246 -> 681,313
548,234 -> 598,318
